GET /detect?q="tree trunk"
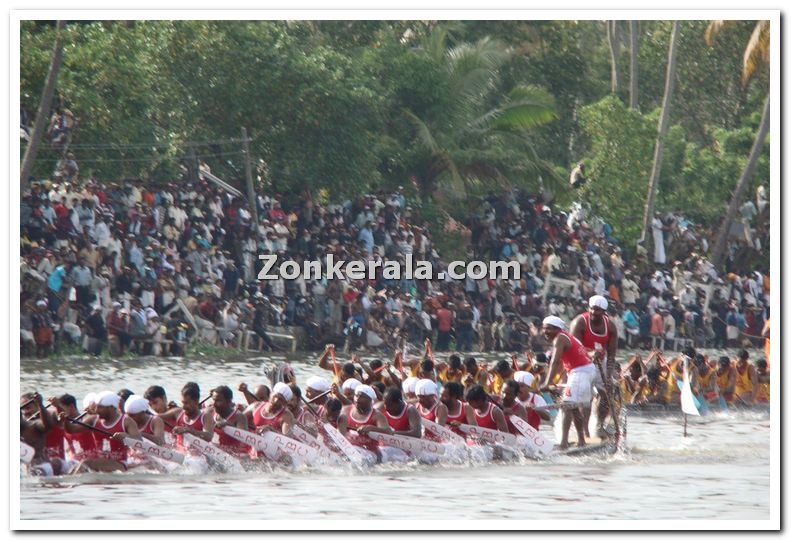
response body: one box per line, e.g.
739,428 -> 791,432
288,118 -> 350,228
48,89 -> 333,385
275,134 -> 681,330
640,21 -> 681,245
710,96 -> 770,268
607,21 -> 623,95
20,20 -> 66,191
629,21 -> 639,109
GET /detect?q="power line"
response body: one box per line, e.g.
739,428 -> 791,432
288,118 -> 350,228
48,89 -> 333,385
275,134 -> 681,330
37,136 -> 251,150
36,150 -> 245,163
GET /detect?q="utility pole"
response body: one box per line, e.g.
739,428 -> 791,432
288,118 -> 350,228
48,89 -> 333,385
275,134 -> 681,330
20,20 -> 67,191
241,127 -> 258,224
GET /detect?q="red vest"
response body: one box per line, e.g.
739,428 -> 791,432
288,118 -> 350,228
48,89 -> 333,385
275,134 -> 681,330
559,331 -> 592,372
383,404 -> 411,432
473,402 -> 499,430
345,407 -> 379,452
214,409 -> 253,457
445,400 -> 467,435
252,402 -> 285,432
44,424 -> 66,460
65,429 -> 97,460
175,409 -> 204,449
580,312 -> 610,353
93,413 -> 129,462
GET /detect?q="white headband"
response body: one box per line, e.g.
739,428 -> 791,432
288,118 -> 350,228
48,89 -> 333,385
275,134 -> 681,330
306,376 -> 330,393
124,395 -> 149,415
96,390 -> 120,408
542,316 -> 566,330
354,384 -> 376,401
342,378 -> 361,392
272,382 -> 293,402
82,392 -> 97,410
415,379 -> 437,397
589,295 -> 609,310
513,371 -> 535,387
402,376 -> 419,394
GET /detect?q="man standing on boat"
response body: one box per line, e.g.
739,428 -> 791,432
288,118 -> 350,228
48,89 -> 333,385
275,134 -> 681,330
570,295 -> 618,439
541,316 -> 597,449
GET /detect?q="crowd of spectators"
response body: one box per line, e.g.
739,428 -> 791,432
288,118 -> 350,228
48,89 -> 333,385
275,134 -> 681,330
19,152 -> 771,360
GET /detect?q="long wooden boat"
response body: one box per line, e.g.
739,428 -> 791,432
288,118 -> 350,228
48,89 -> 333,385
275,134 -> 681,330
624,402 -> 769,416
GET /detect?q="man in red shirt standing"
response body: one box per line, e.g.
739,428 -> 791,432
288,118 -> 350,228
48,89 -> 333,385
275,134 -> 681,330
434,302 -> 453,351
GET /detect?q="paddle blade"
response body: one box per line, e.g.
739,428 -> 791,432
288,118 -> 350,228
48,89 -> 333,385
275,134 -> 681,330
680,362 -> 700,417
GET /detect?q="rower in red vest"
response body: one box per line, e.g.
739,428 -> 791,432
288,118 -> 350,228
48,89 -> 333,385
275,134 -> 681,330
570,295 -> 619,439
287,384 -> 317,428
499,380 -> 530,436
61,390 -> 142,472
171,382 -> 216,451
51,393 -> 98,460
513,371 -> 551,429
251,382 -> 296,435
464,384 -> 510,433
440,381 -> 470,436
382,387 -> 422,439
338,384 -> 389,460
541,315 -> 597,450
144,385 -> 178,435
209,385 -> 252,458
123,395 -> 165,445
415,379 -> 448,441
20,393 -> 67,461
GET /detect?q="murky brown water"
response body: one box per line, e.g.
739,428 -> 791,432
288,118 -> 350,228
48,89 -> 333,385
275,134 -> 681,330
18,349 -> 770,521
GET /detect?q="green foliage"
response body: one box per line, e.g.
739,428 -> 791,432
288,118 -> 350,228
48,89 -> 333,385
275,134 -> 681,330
577,96 -> 655,245
19,19 -> 769,248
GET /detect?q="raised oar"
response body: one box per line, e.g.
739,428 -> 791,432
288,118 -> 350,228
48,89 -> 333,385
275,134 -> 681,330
66,416 -> 185,464
299,394 -> 364,466
305,390 -> 331,404
20,398 -> 35,409
25,401 -> 53,422
144,411 -> 241,471
592,354 -> 621,445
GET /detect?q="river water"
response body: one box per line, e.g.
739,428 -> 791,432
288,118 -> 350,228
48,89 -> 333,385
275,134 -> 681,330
18,349 -> 771,522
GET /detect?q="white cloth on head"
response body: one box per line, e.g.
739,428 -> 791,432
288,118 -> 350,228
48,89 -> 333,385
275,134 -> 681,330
124,395 -> 149,415
342,378 -> 361,392
82,392 -> 97,410
402,376 -> 419,395
305,376 -> 330,393
513,371 -> 534,387
272,382 -> 293,402
562,363 -> 597,405
96,390 -> 120,408
415,379 -> 437,396
588,295 -> 608,310
542,316 -> 566,330
355,384 -> 376,401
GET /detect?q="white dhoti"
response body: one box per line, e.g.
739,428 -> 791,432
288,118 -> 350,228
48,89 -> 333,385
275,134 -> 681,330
563,363 -> 597,406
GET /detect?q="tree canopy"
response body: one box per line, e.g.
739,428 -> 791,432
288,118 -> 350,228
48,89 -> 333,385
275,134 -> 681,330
20,19 -> 769,248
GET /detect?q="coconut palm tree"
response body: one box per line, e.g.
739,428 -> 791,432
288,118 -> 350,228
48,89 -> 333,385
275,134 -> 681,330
20,20 -> 66,190
705,20 -> 770,268
405,28 -> 558,201
629,21 -> 639,110
640,21 -> 681,246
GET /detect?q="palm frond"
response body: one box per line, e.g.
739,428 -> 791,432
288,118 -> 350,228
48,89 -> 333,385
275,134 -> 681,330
403,109 -> 440,153
743,20 -> 770,86
704,20 -> 736,46
467,85 -> 556,133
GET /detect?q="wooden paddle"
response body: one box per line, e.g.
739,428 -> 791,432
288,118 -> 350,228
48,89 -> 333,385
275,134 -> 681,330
299,394 -> 365,465
65,415 -> 185,464
592,353 -> 621,443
